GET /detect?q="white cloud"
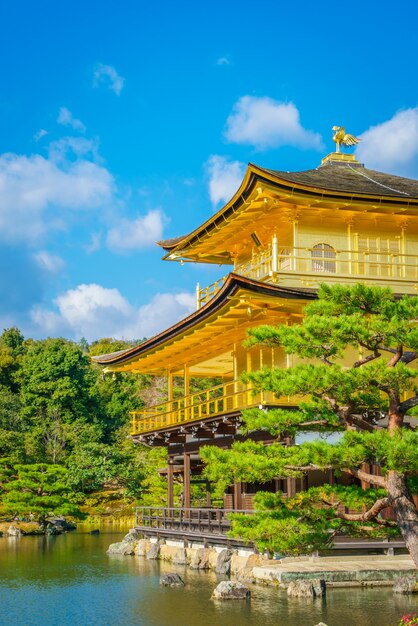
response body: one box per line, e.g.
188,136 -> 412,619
48,136 -> 100,163
205,155 -> 245,207
31,283 -> 195,342
34,251 -> 65,273
93,64 -> 125,95
224,96 -> 323,151
356,108 -> 418,174
34,129 -> 48,142
0,151 -> 114,243
57,107 -> 86,132
106,209 -> 166,252
216,56 -> 230,66
85,232 -> 101,254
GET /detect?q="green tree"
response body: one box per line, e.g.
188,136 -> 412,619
20,338 -> 99,424
0,327 -> 25,392
3,463 -> 81,521
201,284 -> 418,564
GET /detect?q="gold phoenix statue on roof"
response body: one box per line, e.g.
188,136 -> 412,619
332,126 -> 360,153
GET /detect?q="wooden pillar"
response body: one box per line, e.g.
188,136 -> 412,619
183,452 -> 190,511
233,481 -> 242,510
287,477 -> 296,498
184,365 -> 190,421
206,480 -> 211,508
361,463 -> 371,490
167,372 -> 173,401
272,232 -> 278,274
167,461 -> 174,509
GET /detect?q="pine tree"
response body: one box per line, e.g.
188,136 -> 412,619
201,284 -> 418,564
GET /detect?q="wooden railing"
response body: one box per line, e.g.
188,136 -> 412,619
130,379 -> 295,435
135,506 -> 252,536
197,246 -> 418,307
134,507 -> 406,553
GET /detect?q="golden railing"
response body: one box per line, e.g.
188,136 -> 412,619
130,379 -> 296,435
197,246 -> 418,307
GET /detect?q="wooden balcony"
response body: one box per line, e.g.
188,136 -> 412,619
197,246 -> 418,308
130,380 -> 296,436
135,506 -> 253,545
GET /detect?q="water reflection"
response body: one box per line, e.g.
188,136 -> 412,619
0,532 -> 416,626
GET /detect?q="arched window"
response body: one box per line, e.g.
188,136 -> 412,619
311,243 -> 336,273
279,248 -> 291,271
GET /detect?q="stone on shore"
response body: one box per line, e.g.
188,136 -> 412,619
215,549 -> 233,574
7,525 -> 22,537
190,547 -> 211,570
393,576 -> 418,594
287,578 -> 326,598
146,541 -> 162,560
124,530 -> 142,543
107,540 -> 136,555
172,547 -> 187,565
135,539 -> 150,556
211,581 -> 251,600
160,573 -> 185,587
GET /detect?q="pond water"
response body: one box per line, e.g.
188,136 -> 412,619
0,530 -> 416,626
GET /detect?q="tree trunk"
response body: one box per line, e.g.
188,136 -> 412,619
387,470 -> 418,567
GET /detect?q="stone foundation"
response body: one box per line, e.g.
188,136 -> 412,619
108,531 -> 417,588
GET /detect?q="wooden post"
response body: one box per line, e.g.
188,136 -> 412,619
233,481 -> 242,510
287,477 -> 296,498
183,452 -> 191,514
184,365 -> 190,421
167,372 -> 173,401
206,480 -> 211,507
272,232 -> 278,274
167,461 -> 174,509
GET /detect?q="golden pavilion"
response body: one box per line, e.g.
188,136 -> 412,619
94,139 -> 418,515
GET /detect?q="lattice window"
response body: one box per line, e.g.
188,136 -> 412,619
311,243 -> 336,273
354,235 -> 401,277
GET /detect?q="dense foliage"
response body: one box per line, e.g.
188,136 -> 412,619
0,332 -> 169,521
201,284 -> 418,563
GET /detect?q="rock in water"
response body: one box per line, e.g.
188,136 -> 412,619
393,576 -> 418,594
146,542 -> 161,560
89,529 -> 100,535
215,549 -> 233,574
211,581 -> 250,600
172,547 -> 187,565
107,541 -> 136,556
7,525 -> 22,537
160,574 -> 185,587
287,579 -> 326,598
124,530 -> 142,543
190,548 -> 210,570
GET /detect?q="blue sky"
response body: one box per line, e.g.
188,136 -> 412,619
1,0 -> 418,342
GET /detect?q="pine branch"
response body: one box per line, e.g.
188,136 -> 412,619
336,496 -> 390,522
353,351 -> 380,368
345,467 -> 386,488
346,414 -> 383,432
399,395 -> 418,413
284,464 -> 333,472
387,345 -> 403,367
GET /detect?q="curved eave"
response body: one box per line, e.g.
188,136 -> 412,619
159,164 -> 258,258
92,273 -> 316,368
160,163 -> 418,260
